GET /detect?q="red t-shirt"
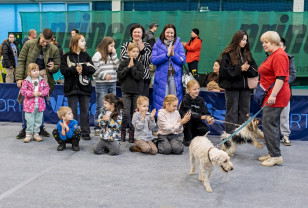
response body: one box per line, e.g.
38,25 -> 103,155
258,48 -> 290,107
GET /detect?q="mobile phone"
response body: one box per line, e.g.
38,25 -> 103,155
48,58 -> 53,63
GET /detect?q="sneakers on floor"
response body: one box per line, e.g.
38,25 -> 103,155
16,128 -> 26,139
261,156 -> 283,167
282,135 -> 292,146
24,134 -> 32,143
39,127 -> 50,137
258,153 -> 270,161
33,133 -> 43,142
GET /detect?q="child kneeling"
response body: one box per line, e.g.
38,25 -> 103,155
131,96 -> 157,154
94,93 -> 124,155
52,106 -> 81,151
156,95 -> 191,155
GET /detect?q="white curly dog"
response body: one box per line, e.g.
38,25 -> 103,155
189,135 -> 234,192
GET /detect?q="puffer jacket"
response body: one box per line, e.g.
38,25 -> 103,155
184,36 -> 202,63
151,38 -> 186,111
20,76 -> 50,113
2,40 -> 19,68
15,39 -> 60,94
219,52 -> 258,90
60,51 -> 96,97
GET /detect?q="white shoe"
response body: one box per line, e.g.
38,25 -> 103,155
261,156 -> 283,167
282,135 -> 291,146
33,133 -> 43,142
24,134 -> 32,143
258,153 -> 270,161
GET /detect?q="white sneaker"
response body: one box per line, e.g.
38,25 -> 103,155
24,134 -> 32,143
261,156 -> 283,167
282,135 -> 291,146
258,153 -> 270,161
33,133 -> 43,142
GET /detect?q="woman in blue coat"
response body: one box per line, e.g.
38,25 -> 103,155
151,24 -> 186,111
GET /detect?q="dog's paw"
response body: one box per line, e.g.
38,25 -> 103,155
257,143 -> 264,149
189,171 -> 195,175
205,187 -> 213,193
199,177 -> 204,182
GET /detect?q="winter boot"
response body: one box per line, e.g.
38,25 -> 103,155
128,129 -> 135,143
121,130 -> 126,142
71,138 -> 80,151
33,133 -> 43,142
57,140 -> 66,151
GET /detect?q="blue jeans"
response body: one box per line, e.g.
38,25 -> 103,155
94,82 -> 116,129
165,75 -> 177,96
25,104 -> 43,134
22,104 -> 45,129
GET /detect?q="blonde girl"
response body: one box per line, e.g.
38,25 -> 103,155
179,80 -> 214,146
156,95 -> 191,154
20,63 -> 50,143
131,96 -> 157,154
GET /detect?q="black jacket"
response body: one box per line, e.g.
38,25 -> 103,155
2,40 -> 19,68
179,94 -> 210,120
117,58 -> 144,94
60,51 -> 95,96
219,52 -> 258,90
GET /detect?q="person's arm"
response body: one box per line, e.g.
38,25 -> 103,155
120,42 -> 129,61
132,113 -> 145,131
171,41 -> 186,66
138,42 -> 152,68
246,57 -> 258,77
20,80 -> 34,98
60,54 -> 78,77
39,79 -> 50,97
65,120 -> 78,138
80,53 -> 96,76
130,61 -> 144,81
2,43 -> 11,68
148,38 -> 155,48
288,58 -> 296,84
117,60 -> 130,81
220,53 -> 242,79
151,42 -> 169,66
184,38 -> 201,52
16,42 -> 30,82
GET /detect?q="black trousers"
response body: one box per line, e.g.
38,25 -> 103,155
122,92 -> 139,131
188,60 -> 199,75
52,128 -> 81,144
184,120 -> 208,142
67,94 -> 91,136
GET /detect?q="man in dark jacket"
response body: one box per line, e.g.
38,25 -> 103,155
15,28 -> 60,139
144,23 -> 158,48
2,33 -> 19,83
22,29 -> 37,47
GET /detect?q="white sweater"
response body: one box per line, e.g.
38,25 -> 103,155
157,109 -> 183,135
92,52 -> 119,83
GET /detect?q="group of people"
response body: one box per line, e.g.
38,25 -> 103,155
1,22 -> 294,166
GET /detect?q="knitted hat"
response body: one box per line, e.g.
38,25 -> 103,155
192,28 -> 199,36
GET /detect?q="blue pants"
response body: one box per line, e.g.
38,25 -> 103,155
165,75 -> 177,96
25,104 -> 43,134
94,82 -> 116,129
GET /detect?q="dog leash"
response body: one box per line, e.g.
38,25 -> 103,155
214,120 -> 241,127
216,103 -> 271,148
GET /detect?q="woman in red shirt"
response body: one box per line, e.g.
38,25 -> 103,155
258,31 -> 290,167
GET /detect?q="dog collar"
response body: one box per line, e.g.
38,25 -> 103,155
208,147 -> 214,162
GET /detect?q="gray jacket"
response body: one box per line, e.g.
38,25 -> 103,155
132,112 -> 156,141
287,54 -> 296,84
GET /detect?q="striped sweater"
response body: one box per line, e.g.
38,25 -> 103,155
92,52 -> 119,83
120,41 -> 152,80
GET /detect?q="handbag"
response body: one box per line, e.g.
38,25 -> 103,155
253,82 -> 275,105
181,58 -> 195,88
247,67 -> 258,89
79,74 -> 90,86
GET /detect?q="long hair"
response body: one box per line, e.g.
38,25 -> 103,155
220,30 -> 252,66
70,34 -> 86,53
159,24 -> 177,45
96,37 -> 115,64
104,93 -> 124,120
0,39 -> 8,56
163,94 -> 178,109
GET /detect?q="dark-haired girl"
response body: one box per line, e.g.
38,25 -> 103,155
93,93 -> 124,156
218,30 -> 258,133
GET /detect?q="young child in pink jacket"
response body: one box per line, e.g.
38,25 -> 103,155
156,95 -> 191,154
20,63 -> 50,143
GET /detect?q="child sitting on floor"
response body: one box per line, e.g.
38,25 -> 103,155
156,95 -> 191,155
52,106 -> 81,151
130,96 -> 157,154
93,93 -> 124,156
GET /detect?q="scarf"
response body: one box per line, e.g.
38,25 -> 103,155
164,39 -> 175,73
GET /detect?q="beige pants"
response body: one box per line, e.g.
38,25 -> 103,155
5,68 -> 15,83
135,140 -> 158,155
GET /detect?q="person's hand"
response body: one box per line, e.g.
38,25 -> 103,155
267,94 -> 276,105
46,61 -> 54,71
241,61 -> 250,72
17,80 -> 23,88
181,42 -> 186,47
76,64 -> 82,74
9,66 -> 14,69
136,39 -> 144,51
38,92 -> 42,97
60,122 -> 65,130
105,74 -> 112,81
103,114 -> 110,121
33,91 -> 39,97
150,109 -> 156,120
167,46 -> 174,57
181,111 -> 191,125
128,57 -> 134,68
111,48 -> 116,54
206,116 -> 215,125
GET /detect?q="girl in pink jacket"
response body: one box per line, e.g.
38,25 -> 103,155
156,95 -> 191,154
20,63 -> 50,143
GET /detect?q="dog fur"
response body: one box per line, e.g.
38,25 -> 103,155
189,135 -> 233,192
221,118 -> 264,156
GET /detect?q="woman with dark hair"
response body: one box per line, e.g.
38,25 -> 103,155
151,24 -> 186,112
206,59 -> 224,92
1,33 -> 19,83
218,30 -> 258,133
120,24 -> 152,98
60,34 -> 95,140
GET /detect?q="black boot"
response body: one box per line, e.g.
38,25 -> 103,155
128,129 -> 134,143
57,140 -> 66,151
71,138 -> 80,151
121,130 -> 126,142
16,128 -> 26,139
39,127 -> 50,137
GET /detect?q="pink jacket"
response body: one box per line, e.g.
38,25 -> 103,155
157,109 -> 183,135
20,76 -> 50,113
